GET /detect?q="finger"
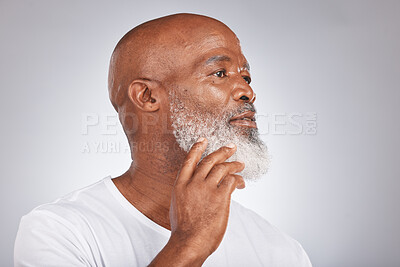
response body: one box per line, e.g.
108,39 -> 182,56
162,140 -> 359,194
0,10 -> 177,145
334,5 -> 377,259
206,161 -> 245,186
192,143 -> 237,181
175,137 -> 207,186
218,174 -> 245,193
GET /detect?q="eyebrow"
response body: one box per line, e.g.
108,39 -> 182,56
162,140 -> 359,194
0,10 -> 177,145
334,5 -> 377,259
205,55 -> 231,65
205,55 -> 250,71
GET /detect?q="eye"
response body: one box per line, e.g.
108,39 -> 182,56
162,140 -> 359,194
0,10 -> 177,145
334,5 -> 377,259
243,76 -> 251,84
214,70 -> 227,78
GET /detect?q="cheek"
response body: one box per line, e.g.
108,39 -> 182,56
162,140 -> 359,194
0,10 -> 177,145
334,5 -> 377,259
201,85 -> 231,105
194,93 -> 228,115
176,81 -> 233,113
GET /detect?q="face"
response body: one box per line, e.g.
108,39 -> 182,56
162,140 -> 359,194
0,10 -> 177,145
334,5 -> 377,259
167,27 -> 269,180
168,28 -> 255,118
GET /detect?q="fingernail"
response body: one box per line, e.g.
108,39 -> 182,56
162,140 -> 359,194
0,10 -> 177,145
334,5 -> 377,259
238,160 -> 245,164
197,137 -> 205,143
226,143 -> 236,148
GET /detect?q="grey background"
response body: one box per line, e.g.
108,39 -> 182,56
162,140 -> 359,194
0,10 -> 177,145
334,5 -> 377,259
1,0 -> 399,266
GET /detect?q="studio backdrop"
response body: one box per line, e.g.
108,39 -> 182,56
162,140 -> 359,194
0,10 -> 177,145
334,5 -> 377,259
1,0 -> 399,266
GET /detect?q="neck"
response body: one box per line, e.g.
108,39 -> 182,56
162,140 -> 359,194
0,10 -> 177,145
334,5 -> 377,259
112,135 -> 186,230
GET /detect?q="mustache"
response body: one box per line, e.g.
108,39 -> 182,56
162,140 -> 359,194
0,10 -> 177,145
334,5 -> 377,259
230,103 -> 256,117
242,102 -> 256,112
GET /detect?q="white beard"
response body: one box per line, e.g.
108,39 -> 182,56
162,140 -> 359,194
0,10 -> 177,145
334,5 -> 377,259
169,90 -> 269,181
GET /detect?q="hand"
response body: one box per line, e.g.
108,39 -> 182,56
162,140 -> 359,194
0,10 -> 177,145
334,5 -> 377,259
169,137 -> 245,262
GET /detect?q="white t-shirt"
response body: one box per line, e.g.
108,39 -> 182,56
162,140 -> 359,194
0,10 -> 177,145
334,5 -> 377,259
14,176 -> 312,267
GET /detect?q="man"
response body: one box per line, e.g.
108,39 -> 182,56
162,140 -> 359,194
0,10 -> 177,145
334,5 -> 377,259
15,14 -> 312,266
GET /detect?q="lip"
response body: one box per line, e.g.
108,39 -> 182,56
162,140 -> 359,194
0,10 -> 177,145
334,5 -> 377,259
229,111 -> 257,128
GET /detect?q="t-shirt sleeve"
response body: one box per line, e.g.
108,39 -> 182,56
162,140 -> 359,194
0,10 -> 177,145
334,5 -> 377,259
14,209 -> 94,267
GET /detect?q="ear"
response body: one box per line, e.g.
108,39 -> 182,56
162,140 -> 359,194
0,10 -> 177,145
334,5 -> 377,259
127,79 -> 161,112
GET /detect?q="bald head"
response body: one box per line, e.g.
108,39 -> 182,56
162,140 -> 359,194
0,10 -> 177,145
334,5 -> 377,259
108,13 -> 239,111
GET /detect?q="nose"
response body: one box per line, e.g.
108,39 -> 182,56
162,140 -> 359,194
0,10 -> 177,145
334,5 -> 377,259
231,77 -> 255,104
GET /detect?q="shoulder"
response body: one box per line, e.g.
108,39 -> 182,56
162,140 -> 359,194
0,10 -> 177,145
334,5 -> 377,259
17,177 -> 124,239
26,178 -> 110,225
230,200 -> 283,237
230,200 -> 292,237
229,200 -> 312,266
230,200 -> 274,227
16,178 -> 108,244
15,208 -> 93,266
14,178 -> 111,266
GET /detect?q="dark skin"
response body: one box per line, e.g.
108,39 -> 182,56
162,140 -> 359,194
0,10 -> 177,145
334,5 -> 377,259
108,14 -> 256,266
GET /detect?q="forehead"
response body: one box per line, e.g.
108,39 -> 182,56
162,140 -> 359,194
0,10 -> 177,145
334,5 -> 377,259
195,50 -> 250,72
182,29 -> 247,69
